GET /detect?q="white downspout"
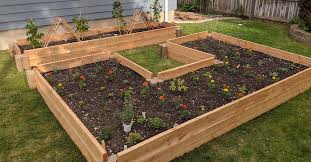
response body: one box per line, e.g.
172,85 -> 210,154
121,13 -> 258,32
164,0 -> 169,22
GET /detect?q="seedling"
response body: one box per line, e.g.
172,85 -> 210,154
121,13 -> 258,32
180,110 -> 190,120
270,72 -> 280,82
159,95 -> 166,105
123,80 -> 130,85
137,115 -> 146,125
148,117 -> 167,129
55,83 -> 64,92
79,75 -> 86,89
127,133 -> 143,145
246,49 -> 254,56
237,85 -> 248,97
141,81 -> 150,96
222,84 -> 231,99
169,79 -> 188,94
198,105 -> 206,115
100,127 -> 112,141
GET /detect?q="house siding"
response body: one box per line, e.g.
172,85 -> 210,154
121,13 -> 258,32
0,0 -> 176,31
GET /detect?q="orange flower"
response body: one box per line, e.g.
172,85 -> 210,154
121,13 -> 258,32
80,75 -> 86,80
143,81 -> 149,87
159,95 -> 165,100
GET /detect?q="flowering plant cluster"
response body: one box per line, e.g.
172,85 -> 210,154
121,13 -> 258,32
106,69 -> 116,81
141,81 -> 150,96
204,72 -> 216,92
79,75 -> 87,89
222,84 -> 231,99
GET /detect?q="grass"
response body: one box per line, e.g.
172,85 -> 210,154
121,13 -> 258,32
0,19 -> 311,161
119,45 -> 183,73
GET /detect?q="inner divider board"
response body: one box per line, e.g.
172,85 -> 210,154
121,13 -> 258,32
114,53 -> 154,80
116,67 -> 311,162
157,57 -> 216,81
34,68 -> 107,162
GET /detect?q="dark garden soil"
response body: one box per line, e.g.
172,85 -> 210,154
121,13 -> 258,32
19,26 -> 163,53
43,39 -> 307,155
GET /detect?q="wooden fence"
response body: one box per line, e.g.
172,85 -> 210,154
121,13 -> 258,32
177,0 -> 300,22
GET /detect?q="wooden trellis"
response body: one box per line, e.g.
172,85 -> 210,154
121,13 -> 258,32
127,9 -> 153,34
43,17 -> 81,48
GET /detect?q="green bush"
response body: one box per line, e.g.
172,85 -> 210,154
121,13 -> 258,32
178,4 -> 200,12
148,117 -> 167,129
298,0 -> 311,32
100,127 -> 112,141
126,133 -> 143,145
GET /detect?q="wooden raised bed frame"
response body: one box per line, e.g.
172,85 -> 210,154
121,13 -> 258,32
10,22 -> 179,72
26,32 -> 311,162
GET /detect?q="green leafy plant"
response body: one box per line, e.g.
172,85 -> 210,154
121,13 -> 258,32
141,81 -> 150,96
127,133 -> 143,145
222,84 -> 231,99
237,85 -> 248,97
270,72 -> 280,82
72,15 -> 90,40
113,0 -> 127,35
26,19 -> 44,49
100,127 -> 112,141
106,69 -> 116,81
204,72 -> 216,92
137,115 -> 146,125
177,4 -> 200,12
79,75 -> 86,89
149,0 -> 162,23
148,117 -> 166,129
180,109 -> 190,120
198,105 -> 206,115
121,87 -> 134,124
55,83 -> 64,92
246,49 -> 254,57
169,79 -> 188,93
298,0 -> 311,32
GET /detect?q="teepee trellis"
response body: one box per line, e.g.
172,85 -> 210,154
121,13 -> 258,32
42,17 -> 81,48
126,9 -> 153,34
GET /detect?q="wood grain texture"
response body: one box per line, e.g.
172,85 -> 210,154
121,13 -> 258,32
115,53 -> 154,80
34,68 -> 107,162
117,67 -> 311,162
37,52 -> 112,73
157,58 -> 215,81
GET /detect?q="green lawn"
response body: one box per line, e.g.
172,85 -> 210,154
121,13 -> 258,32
119,45 -> 183,73
1,20 -> 311,161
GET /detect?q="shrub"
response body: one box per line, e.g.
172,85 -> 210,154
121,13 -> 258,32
148,117 -> 166,129
299,0 -> 311,32
127,133 -> 143,145
100,127 -> 112,141
26,19 -> 44,49
72,15 -> 90,40
180,109 -> 190,120
112,0 -> 127,34
137,115 -> 146,124
149,0 -> 162,23
178,4 -> 200,12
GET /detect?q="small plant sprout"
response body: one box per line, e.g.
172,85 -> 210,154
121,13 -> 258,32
237,85 -> 248,97
79,75 -> 87,89
255,74 -> 265,84
192,75 -> 200,82
121,87 -> 134,132
123,80 -> 129,85
141,81 -> 150,96
100,86 -> 106,91
100,127 -> 112,141
71,71 -> 80,80
137,115 -> 146,125
106,69 -> 116,81
223,56 -> 230,70
234,49 -> 241,60
125,71 -> 133,78
246,49 -> 254,57
169,79 -> 188,94
198,105 -> 206,115
270,72 -> 280,82
148,117 -> 167,129
55,83 -> 64,92
208,79 -> 216,92
126,133 -> 143,145
72,14 -> 90,40
159,95 -> 166,105
26,19 -> 44,49
180,110 -> 190,120
222,84 -> 231,99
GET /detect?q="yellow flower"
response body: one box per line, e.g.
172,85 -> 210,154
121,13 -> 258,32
225,61 -> 229,65
223,88 -> 229,92
272,76 -> 276,80
210,80 -> 215,83
57,83 -> 63,87
208,75 -> 212,78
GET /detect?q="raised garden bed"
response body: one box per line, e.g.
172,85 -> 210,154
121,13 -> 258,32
27,33 -> 311,162
9,22 -> 179,72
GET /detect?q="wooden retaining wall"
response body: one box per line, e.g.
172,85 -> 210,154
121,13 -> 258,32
34,68 -> 108,162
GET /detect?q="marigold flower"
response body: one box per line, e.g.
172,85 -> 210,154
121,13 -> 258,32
159,95 -> 165,100
80,75 -> 86,80
272,76 -> 276,80
107,69 -> 113,75
57,83 -> 63,87
223,88 -> 229,92
210,80 -> 215,83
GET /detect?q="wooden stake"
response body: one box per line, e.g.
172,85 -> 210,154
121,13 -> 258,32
160,43 -> 168,58
26,70 -> 36,89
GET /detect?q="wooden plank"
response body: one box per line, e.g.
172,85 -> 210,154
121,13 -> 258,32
34,68 -> 107,162
117,67 -> 311,162
26,69 -> 36,89
168,31 -> 209,45
14,55 -> 23,72
13,42 -> 21,55
166,42 -> 214,64
23,23 -> 176,57
157,58 -> 215,81
37,52 -> 112,73
210,32 -> 311,66
115,53 -> 154,80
